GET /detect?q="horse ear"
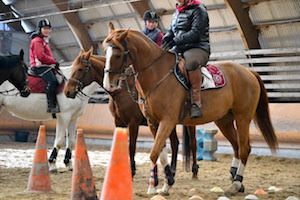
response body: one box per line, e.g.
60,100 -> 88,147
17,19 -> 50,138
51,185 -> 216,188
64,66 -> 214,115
108,22 -> 115,34
19,49 -> 24,60
117,29 -> 129,42
85,47 -> 93,59
79,49 -> 84,55
88,46 -> 94,54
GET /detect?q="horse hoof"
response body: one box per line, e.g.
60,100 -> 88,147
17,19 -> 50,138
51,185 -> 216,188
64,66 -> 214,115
147,187 -> 158,195
224,181 -> 242,197
49,168 -> 58,174
49,163 -> 57,174
157,189 -> 169,196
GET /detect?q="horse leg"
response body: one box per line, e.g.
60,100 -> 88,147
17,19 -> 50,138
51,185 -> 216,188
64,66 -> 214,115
128,121 -> 139,177
224,117 -> 251,196
64,118 -> 78,171
146,123 -> 159,195
188,126 -> 199,179
147,121 -> 175,195
49,116 -> 67,173
169,128 -> 179,176
156,146 -> 174,196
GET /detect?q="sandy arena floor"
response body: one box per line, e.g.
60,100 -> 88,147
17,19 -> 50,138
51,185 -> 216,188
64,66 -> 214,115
0,142 -> 299,200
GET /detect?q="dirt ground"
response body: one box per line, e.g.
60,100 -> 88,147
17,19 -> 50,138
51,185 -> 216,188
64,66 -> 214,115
0,142 -> 299,200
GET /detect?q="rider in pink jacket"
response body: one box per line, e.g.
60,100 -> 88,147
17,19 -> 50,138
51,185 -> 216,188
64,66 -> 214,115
30,18 -> 60,113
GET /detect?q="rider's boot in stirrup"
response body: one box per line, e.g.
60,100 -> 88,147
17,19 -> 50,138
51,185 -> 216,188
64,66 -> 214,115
189,67 -> 203,119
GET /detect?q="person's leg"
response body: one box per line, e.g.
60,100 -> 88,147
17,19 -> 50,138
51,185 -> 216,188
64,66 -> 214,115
34,67 -> 60,113
183,48 -> 209,118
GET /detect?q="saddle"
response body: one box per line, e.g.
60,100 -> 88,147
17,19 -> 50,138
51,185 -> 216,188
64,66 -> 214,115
175,55 -> 226,91
172,52 -> 226,122
28,68 -> 65,94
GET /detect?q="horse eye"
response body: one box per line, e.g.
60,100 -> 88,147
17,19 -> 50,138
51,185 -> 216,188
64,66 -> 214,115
115,55 -> 121,59
78,68 -> 83,72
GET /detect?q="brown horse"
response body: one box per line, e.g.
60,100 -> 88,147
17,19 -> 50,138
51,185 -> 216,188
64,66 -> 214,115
102,28 -> 278,196
0,49 -> 30,97
64,48 -> 199,178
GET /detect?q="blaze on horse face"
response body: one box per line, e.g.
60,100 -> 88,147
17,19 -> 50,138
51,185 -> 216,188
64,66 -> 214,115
103,30 -> 130,91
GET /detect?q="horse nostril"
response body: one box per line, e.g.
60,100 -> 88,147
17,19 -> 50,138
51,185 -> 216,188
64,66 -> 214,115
66,91 -> 70,96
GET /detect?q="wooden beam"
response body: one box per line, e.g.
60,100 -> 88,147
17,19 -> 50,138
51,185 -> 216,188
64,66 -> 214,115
130,0 -> 150,19
224,0 -> 261,49
51,0 -> 98,54
0,1 -> 24,32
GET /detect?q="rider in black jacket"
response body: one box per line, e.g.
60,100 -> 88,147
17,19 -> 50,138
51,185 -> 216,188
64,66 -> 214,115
163,0 -> 210,119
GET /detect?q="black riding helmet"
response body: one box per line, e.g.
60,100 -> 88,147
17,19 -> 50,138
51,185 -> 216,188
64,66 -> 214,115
143,10 -> 159,21
36,19 -> 52,33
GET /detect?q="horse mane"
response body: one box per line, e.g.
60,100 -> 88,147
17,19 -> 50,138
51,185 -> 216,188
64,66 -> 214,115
104,29 -> 163,53
0,55 -> 20,69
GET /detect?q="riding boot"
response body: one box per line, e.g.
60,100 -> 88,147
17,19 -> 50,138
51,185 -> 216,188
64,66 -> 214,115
46,86 -> 60,113
189,67 -> 203,119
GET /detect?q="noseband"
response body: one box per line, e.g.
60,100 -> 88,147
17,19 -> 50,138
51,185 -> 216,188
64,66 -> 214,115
69,58 -> 92,91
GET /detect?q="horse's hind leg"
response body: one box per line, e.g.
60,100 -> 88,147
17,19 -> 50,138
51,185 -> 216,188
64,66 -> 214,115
224,117 -> 251,196
169,128 -> 179,176
128,121 -> 139,177
188,126 -> 199,179
215,112 -> 240,181
64,118 -> 78,171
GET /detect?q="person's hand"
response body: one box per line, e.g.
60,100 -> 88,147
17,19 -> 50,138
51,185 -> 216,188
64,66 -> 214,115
162,35 -> 172,44
55,62 -> 60,70
162,40 -> 176,50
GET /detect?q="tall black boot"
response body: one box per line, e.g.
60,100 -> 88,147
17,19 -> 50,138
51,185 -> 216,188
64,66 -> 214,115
46,87 -> 60,113
189,68 -> 203,119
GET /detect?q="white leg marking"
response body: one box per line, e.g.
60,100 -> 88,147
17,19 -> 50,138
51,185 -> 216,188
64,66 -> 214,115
231,157 -> 240,168
159,146 -> 168,167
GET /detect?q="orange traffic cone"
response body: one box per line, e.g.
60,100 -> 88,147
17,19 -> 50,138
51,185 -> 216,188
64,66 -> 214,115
71,129 -> 98,200
100,127 -> 133,200
26,125 -> 52,193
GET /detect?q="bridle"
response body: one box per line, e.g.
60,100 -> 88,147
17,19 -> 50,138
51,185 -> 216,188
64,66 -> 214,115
68,57 -> 112,98
0,61 -> 30,96
104,40 -> 171,104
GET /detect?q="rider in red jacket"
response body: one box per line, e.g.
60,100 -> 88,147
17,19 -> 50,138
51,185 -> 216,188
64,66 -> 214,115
30,19 -> 60,113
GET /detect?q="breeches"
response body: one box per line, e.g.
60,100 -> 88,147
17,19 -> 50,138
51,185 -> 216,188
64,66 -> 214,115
183,48 -> 210,71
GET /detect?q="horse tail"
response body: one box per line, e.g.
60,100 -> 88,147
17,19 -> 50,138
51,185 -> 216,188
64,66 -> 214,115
182,126 -> 191,172
251,71 -> 278,152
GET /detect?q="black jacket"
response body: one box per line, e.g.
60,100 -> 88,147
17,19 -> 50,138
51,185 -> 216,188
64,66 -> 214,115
164,3 -> 210,53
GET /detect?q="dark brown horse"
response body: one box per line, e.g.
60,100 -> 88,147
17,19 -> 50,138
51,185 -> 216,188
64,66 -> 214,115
102,28 -> 278,196
0,49 -> 30,97
64,48 -> 198,178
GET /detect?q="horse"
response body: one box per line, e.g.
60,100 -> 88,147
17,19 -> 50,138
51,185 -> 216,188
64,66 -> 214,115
0,57 -> 100,172
0,49 -> 30,97
64,47 -> 199,178
102,28 -> 278,196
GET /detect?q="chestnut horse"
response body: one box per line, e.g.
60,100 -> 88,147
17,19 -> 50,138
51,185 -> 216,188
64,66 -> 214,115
64,48 -> 199,178
0,49 -> 30,97
102,28 -> 278,196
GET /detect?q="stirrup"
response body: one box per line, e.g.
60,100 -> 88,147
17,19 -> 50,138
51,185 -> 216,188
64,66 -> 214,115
47,104 -> 60,113
190,103 -> 203,119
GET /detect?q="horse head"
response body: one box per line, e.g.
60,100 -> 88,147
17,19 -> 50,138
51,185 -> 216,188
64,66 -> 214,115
102,23 -> 134,92
65,47 -> 105,98
8,49 -> 31,97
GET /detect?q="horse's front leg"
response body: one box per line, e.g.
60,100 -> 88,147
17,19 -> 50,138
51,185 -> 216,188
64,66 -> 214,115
156,146 -> 175,196
169,128 -> 179,176
64,118 -> 78,171
147,121 -> 175,195
49,116 -> 66,173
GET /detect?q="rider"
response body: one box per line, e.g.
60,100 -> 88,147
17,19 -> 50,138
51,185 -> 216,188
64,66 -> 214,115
142,10 -> 164,46
30,18 -> 60,113
162,0 -> 210,119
